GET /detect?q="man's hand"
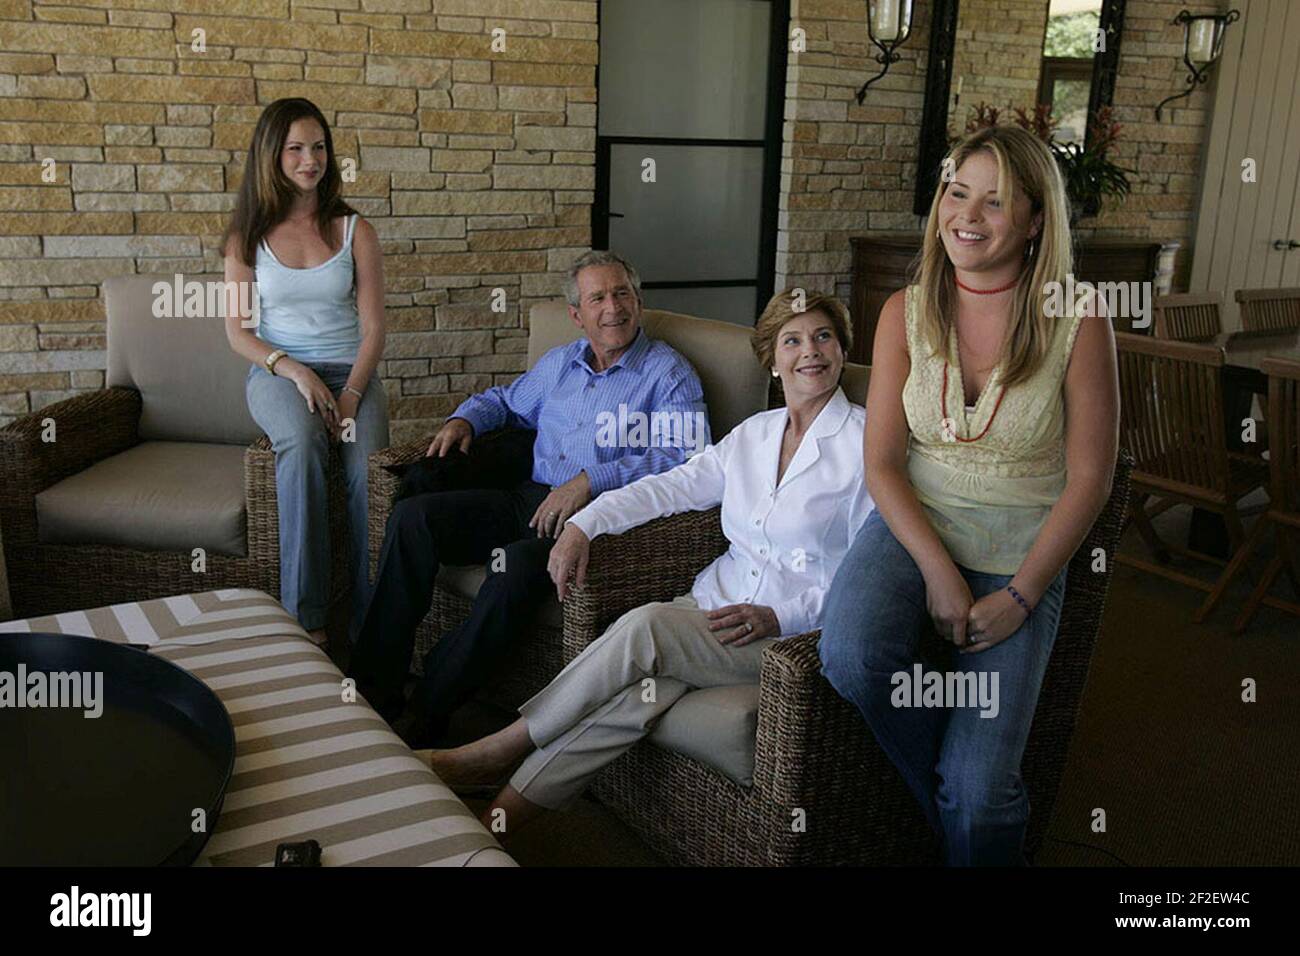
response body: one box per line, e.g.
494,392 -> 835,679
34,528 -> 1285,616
547,524 -> 591,602
426,417 -> 473,458
705,604 -> 780,646
962,588 -> 1029,654
529,472 -> 591,538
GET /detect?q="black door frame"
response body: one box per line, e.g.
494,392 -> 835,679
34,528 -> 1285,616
592,0 -> 790,323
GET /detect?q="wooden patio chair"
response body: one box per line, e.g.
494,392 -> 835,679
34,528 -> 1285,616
1153,292 -> 1223,342
1212,358 -> 1300,631
1235,288 -> 1300,334
1114,333 -> 1268,621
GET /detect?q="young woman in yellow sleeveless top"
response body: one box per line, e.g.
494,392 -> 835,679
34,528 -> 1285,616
820,126 -> 1120,865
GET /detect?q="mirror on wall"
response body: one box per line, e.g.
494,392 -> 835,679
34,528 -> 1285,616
915,0 -> 1126,215
950,0 -> 1101,143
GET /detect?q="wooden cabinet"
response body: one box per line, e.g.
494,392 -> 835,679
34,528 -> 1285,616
849,234 -> 1164,359
846,234 -> 921,365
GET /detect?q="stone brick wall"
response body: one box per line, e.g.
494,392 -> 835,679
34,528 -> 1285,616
0,0 -> 597,440
949,0 -> 1048,129
1097,0 -> 1220,259
778,0 -> 1221,307
1,0 -> 1234,429
777,0 -> 932,305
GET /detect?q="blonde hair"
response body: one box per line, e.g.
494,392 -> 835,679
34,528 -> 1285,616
751,289 -> 853,369
915,125 -> 1072,388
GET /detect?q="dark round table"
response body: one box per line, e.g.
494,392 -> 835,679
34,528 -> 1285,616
0,632 -> 235,866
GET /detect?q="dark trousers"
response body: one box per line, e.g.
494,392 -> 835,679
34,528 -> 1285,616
348,479 -> 553,735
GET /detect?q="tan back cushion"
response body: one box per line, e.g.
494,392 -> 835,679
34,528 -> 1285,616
104,274 -> 262,445
527,301 -> 769,437
841,362 -> 870,405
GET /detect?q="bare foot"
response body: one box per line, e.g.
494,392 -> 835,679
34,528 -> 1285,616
305,628 -> 329,647
423,744 -> 514,788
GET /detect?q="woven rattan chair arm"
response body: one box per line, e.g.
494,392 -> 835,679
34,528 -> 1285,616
0,387 -> 141,549
364,436 -> 434,586
751,630 -> 895,807
0,387 -> 140,499
243,434 -> 278,558
561,507 -> 727,662
372,437 -> 431,471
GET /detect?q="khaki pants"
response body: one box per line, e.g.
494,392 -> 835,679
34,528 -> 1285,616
510,594 -> 774,809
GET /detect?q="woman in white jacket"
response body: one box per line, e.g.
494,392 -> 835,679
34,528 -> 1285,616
423,289 -> 875,836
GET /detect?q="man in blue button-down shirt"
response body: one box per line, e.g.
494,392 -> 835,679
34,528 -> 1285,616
350,251 -> 708,745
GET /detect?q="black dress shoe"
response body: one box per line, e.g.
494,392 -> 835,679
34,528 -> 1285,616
391,709 -> 449,750
352,679 -> 406,725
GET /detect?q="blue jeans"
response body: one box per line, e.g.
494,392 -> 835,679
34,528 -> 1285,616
819,509 -> 1067,866
246,362 -> 390,635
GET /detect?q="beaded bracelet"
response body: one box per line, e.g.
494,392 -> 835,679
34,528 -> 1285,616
1006,584 -> 1033,616
341,385 -> 365,400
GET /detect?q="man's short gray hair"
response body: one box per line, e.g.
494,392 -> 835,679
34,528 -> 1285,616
564,249 -> 643,308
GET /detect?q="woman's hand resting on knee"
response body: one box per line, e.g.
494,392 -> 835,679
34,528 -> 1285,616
962,589 -> 1029,654
923,563 -> 975,647
706,604 -> 779,646
547,523 -> 591,603
280,359 -> 340,433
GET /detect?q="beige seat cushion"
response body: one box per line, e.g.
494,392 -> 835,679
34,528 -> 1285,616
36,441 -> 248,557
650,684 -> 761,786
435,563 -> 564,628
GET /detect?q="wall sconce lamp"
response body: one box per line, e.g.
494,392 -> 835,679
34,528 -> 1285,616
856,0 -> 915,104
1155,8 -> 1240,121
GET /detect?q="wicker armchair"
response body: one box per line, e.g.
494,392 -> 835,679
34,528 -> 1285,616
559,453 -> 1134,866
0,275 -> 349,619
366,300 -> 772,707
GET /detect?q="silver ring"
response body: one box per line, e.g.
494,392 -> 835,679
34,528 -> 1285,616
744,622 -> 752,633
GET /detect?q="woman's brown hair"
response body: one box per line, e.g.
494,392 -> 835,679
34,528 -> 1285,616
223,97 -> 357,266
752,288 -> 853,369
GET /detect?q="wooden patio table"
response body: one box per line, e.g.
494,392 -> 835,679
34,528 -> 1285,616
1187,329 -> 1300,558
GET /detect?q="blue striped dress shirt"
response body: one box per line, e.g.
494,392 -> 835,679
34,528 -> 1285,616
450,328 -> 710,495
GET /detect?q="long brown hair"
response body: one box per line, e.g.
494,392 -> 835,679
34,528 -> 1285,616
223,98 -> 357,266
915,125 -> 1072,387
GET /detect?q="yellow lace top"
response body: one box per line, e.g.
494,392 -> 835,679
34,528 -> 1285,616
901,284 -> 1084,574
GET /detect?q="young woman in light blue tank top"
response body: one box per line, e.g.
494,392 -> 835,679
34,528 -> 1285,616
221,98 -> 390,645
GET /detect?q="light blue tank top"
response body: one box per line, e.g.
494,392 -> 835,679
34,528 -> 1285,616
254,213 -> 361,364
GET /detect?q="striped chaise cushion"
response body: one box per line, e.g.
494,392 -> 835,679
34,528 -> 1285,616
0,588 -> 515,867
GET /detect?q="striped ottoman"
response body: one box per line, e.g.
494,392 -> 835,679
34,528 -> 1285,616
0,588 -> 515,867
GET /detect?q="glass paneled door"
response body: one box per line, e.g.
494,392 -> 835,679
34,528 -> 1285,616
594,0 -> 789,326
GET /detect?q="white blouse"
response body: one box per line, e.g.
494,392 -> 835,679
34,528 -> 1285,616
567,387 -> 875,637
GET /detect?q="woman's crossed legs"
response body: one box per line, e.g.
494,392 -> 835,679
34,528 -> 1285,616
425,594 -> 774,837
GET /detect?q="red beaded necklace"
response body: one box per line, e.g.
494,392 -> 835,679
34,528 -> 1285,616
946,274 -> 1013,442
941,272 -> 1017,442
941,361 -> 1006,442
954,274 -> 1020,295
